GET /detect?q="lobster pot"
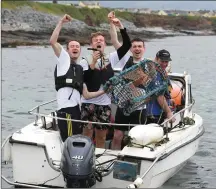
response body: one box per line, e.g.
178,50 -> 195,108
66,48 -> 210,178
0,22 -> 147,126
60,135 -> 96,188
104,59 -> 168,115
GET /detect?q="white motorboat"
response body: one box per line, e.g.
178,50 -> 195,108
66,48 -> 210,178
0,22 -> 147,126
2,72 -> 204,188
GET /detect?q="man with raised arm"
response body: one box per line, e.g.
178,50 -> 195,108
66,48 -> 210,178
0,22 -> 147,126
79,13 -> 131,148
108,12 -> 175,150
50,14 -> 104,142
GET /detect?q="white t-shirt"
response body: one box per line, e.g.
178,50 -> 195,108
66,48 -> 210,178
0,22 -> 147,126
55,46 -> 81,110
79,51 -> 129,105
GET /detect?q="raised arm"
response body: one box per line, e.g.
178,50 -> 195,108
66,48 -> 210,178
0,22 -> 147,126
109,22 -> 121,50
108,11 -> 121,50
49,14 -> 72,57
116,26 -> 131,60
108,14 -> 131,69
109,14 -> 131,60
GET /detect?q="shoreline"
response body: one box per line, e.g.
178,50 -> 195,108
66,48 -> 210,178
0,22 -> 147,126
2,30 -> 215,48
1,6 -> 216,48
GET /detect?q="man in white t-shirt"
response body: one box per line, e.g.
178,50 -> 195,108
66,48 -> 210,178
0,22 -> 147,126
50,14 -> 104,142
79,15 -> 132,148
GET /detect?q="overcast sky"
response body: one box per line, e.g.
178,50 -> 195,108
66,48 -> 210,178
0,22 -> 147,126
99,1 -> 216,11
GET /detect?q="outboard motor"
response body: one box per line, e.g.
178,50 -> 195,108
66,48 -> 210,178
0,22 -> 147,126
60,135 -> 96,188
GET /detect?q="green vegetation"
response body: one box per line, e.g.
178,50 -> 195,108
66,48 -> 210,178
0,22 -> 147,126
2,1 -> 215,28
184,15 -> 201,21
1,1 -> 135,25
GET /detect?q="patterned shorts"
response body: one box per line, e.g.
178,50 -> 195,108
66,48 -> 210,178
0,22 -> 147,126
81,103 -> 111,130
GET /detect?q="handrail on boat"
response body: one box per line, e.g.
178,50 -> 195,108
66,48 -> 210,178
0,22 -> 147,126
161,99 -> 195,126
28,99 -> 56,126
27,98 -> 195,128
1,174 -> 48,188
28,99 -> 57,113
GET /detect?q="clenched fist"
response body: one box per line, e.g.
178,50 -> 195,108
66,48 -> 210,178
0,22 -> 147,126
60,14 -> 72,23
108,11 -> 115,22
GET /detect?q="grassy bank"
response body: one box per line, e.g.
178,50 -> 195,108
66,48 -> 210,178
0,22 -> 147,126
2,1 -> 216,29
1,1 -> 135,25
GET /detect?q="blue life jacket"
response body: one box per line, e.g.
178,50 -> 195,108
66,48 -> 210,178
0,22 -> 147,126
147,72 -> 171,116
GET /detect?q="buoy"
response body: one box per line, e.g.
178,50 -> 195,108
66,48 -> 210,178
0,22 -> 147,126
128,124 -> 164,146
170,82 -> 183,106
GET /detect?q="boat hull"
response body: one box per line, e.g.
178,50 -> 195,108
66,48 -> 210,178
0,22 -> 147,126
7,119 -> 204,188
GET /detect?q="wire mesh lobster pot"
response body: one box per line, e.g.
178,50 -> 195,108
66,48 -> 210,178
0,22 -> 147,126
104,59 -> 169,115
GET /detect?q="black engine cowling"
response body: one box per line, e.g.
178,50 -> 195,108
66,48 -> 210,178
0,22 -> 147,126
60,135 -> 96,188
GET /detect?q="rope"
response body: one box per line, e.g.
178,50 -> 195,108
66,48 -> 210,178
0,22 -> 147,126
30,112 -> 141,127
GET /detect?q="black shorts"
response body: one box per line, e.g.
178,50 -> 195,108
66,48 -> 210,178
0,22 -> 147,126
57,105 -> 82,142
114,108 -> 147,131
81,103 -> 111,130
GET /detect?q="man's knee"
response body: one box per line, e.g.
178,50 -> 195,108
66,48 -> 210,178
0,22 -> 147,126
95,129 -> 107,139
82,125 -> 93,137
113,129 -> 124,141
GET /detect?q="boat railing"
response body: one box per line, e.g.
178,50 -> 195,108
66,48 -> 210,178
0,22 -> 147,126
28,99 -> 56,126
162,99 -> 195,139
28,98 -> 195,131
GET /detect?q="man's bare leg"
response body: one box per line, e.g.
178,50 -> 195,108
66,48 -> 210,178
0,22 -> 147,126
95,129 -> 107,148
82,123 -> 93,139
111,129 -> 124,150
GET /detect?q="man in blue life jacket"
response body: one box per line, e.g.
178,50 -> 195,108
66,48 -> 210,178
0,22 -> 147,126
146,49 -> 176,124
50,14 -> 104,142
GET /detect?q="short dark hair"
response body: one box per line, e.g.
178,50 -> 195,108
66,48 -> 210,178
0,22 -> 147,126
66,40 -> 80,50
131,38 -> 145,46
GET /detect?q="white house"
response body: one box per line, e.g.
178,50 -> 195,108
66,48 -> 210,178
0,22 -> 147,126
78,1 -> 100,9
158,10 -> 168,16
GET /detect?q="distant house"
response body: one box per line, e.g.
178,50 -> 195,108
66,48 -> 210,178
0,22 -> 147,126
201,10 -> 215,18
165,10 -> 176,16
188,11 -> 196,16
158,10 -> 168,16
138,8 -> 152,14
187,11 -> 203,17
208,11 -> 216,17
202,13 -> 211,17
115,8 -> 127,12
175,10 -> 188,16
151,10 -> 159,15
126,8 -> 139,13
73,3 -> 80,8
78,1 -> 100,9
165,10 -> 186,16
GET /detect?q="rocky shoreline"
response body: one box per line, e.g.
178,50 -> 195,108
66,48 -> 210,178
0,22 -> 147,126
2,6 -> 216,47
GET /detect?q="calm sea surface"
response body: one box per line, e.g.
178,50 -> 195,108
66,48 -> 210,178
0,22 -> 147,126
2,36 -> 216,188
